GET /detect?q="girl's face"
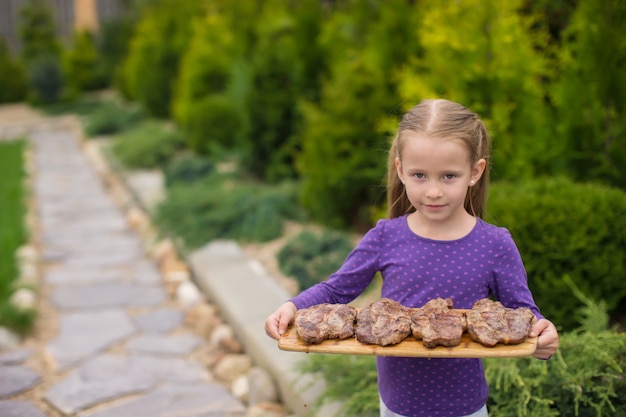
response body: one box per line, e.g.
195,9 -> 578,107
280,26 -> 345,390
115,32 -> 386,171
395,133 -> 485,232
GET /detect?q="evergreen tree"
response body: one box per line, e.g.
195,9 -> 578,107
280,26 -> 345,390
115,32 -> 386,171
18,0 -> 64,103
243,0 -> 300,181
395,0 -> 554,181
553,0 -> 626,189
172,1 -> 259,155
121,0 -> 204,117
63,30 -> 107,95
0,40 -> 28,103
18,0 -> 60,64
298,0 -> 419,228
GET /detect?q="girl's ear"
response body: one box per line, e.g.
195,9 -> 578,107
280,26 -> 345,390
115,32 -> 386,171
395,157 -> 405,184
471,158 -> 487,184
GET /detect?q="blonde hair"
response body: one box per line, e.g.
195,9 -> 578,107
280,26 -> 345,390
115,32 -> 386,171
387,99 -> 490,219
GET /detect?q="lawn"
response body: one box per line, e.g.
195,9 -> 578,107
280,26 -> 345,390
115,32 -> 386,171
0,139 -> 34,333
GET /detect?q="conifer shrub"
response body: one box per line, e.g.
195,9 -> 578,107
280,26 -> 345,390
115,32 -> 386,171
163,153 -> 215,186
485,278 -> 626,416
156,176 -> 302,249
0,40 -> 28,103
183,94 -> 241,155
84,100 -> 145,136
111,121 -> 184,169
63,30 -> 107,95
27,54 -> 64,103
487,177 -> 626,331
277,230 -> 354,290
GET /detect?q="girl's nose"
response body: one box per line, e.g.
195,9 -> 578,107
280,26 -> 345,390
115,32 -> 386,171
425,184 -> 443,199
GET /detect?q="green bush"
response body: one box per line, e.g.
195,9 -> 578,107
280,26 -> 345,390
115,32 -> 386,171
163,153 -> 215,186
63,30 -> 107,95
485,278 -> 626,416
277,230 -> 354,290
111,121 -> 184,169
84,100 -> 145,136
120,0 -> 203,117
0,40 -> 28,103
156,177 -> 303,249
297,354 -> 379,417
487,177 -> 626,331
183,94 -> 241,155
27,54 -> 64,104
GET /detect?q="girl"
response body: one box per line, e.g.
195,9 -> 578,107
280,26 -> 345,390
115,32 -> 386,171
265,99 -> 559,417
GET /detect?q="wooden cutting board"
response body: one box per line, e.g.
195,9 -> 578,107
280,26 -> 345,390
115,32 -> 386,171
278,325 -> 537,358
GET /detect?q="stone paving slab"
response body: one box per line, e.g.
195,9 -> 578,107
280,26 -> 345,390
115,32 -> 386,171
0,348 -> 32,365
50,283 -> 166,310
0,365 -> 41,398
133,308 -> 184,333
45,353 -> 212,414
0,400 -> 46,417
125,333 -> 202,356
79,384 -> 246,417
46,309 -> 136,369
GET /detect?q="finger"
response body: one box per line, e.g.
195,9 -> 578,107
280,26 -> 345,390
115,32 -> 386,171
529,319 -> 548,337
278,314 -> 290,336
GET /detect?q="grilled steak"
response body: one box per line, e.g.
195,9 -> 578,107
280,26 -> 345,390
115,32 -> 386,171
294,304 -> 357,344
466,298 -> 536,347
355,298 -> 412,346
411,298 -> 466,348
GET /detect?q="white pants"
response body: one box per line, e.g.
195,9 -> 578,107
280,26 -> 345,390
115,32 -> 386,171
380,398 -> 488,417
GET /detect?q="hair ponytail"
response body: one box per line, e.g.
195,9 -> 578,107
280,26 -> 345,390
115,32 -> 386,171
387,137 -> 414,219
463,122 -> 490,219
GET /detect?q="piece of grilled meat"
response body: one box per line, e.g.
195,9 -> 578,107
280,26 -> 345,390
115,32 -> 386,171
355,298 -> 412,346
411,297 -> 466,348
294,304 -> 357,344
466,298 -> 536,347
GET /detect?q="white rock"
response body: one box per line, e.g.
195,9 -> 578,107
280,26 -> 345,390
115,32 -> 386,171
176,281 -> 203,309
209,324 -> 234,349
10,288 -> 36,309
231,374 -> 249,403
165,269 -> 190,284
18,263 -> 38,284
248,367 -> 279,405
16,245 -> 38,264
214,354 -> 252,382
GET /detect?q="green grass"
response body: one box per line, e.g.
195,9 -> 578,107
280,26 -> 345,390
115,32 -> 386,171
0,140 -> 36,333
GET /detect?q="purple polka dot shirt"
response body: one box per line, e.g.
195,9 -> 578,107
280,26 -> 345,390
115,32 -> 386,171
290,215 -> 543,417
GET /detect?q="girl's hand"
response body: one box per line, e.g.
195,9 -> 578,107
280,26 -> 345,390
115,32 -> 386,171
530,318 -> 559,360
264,302 -> 297,340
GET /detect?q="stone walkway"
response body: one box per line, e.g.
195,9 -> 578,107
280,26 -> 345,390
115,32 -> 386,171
0,118 -> 260,415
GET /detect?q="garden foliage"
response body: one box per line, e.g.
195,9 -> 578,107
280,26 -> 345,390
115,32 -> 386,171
0,40 -> 28,103
277,230 -> 354,291
83,100 -> 145,137
156,175 -> 303,250
63,30 -> 107,96
121,0 -> 204,117
111,121 -> 185,169
18,0 -> 64,104
487,177 -> 626,331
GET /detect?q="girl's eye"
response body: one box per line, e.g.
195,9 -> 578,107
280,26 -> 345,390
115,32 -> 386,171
413,173 -> 426,179
443,174 -> 456,180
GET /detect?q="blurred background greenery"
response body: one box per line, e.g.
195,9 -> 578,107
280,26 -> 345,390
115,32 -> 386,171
0,0 -> 625,415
